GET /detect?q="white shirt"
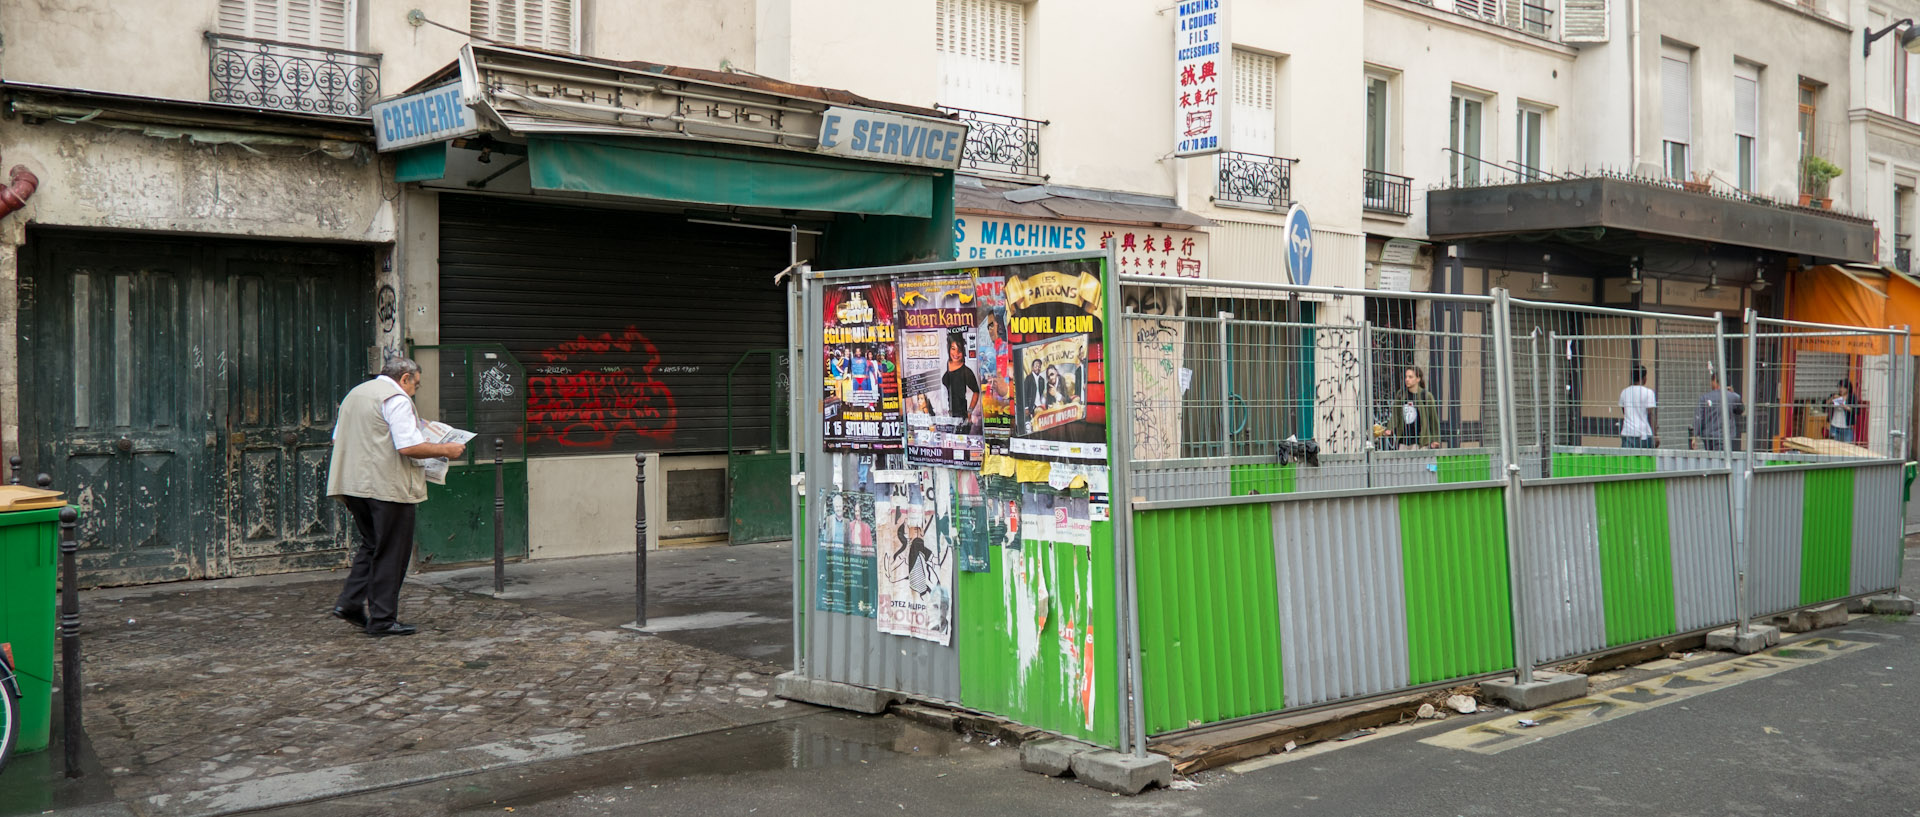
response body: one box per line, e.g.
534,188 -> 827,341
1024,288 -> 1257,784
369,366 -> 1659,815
1830,396 -> 1851,429
1620,384 -> 1656,439
332,375 -> 428,450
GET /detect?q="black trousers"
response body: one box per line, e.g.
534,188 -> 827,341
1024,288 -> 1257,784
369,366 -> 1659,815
335,496 -> 418,626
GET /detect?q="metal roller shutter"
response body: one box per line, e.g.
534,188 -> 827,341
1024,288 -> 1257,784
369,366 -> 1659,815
438,195 -> 790,457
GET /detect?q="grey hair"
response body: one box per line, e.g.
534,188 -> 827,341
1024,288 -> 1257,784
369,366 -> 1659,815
381,356 -> 421,380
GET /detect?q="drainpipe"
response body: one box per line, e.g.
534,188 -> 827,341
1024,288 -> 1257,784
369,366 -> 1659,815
1628,0 -> 1643,172
0,165 -> 39,219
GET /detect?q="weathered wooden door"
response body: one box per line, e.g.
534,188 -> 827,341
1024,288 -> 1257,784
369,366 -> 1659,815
20,233 -> 371,586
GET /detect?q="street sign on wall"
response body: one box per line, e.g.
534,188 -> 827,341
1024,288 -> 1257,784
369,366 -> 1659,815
1174,0 -> 1230,157
1285,204 -> 1313,286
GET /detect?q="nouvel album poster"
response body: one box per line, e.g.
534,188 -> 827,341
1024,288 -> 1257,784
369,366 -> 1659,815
896,277 -> 985,468
1004,260 -> 1107,462
823,281 -> 903,452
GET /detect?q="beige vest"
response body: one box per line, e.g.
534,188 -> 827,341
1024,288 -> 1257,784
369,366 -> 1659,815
326,378 -> 428,504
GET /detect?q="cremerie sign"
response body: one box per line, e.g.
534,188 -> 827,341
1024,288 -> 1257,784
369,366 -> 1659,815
373,83 -> 480,152
817,107 -> 968,170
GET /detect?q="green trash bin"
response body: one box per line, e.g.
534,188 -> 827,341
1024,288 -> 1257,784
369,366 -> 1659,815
1905,462 -> 1916,503
0,505 -> 64,755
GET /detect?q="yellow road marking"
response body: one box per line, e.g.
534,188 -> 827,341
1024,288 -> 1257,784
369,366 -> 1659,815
1420,639 -> 1873,754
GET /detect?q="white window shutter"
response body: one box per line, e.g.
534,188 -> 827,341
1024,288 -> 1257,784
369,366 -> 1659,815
218,0 -> 352,47
935,0 -> 1025,115
1561,0 -> 1609,44
1231,49 -> 1276,156
1733,73 -> 1758,138
1661,55 -> 1690,145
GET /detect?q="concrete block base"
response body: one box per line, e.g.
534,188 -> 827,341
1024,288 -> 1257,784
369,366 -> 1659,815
773,671 -> 898,714
1868,595 -> 1917,615
1020,738 -> 1096,776
1706,625 -> 1780,654
1069,750 -> 1174,795
1782,603 -> 1849,633
1481,670 -> 1588,711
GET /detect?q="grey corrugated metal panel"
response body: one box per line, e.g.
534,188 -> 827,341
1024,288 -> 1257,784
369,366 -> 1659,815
1292,456 -> 1369,493
1666,475 -> 1737,632
1132,463 -> 1231,502
1656,451 -> 1735,473
1369,449 -> 1443,487
1851,463 -> 1905,594
808,609 -> 962,703
1271,494 -> 1409,707
1748,469 -> 1807,617
1519,483 -> 1606,664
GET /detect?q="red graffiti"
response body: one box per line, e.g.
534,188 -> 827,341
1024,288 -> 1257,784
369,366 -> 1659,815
528,327 -> 678,448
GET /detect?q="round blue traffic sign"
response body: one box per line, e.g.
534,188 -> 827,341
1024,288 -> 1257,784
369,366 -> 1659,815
1285,204 -> 1313,286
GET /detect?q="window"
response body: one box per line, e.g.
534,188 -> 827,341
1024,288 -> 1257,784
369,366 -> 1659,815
1734,62 -> 1759,192
1232,49 -> 1278,155
1661,46 -> 1692,180
1449,91 -> 1484,185
936,0 -> 1025,114
1897,186 -> 1915,271
1898,41 -> 1910,119
1799,80 -> 1819,162
218,0 -> 353,47
1365,74 -> 1391,173
470,0 -> 576,53
1516,105 -> 1545,180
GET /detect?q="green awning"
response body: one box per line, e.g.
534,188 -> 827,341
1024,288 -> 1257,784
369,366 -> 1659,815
528,135 -> 934,218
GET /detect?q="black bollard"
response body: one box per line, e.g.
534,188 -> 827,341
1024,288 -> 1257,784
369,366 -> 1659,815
58,506 -> 82,778
8,455 -> 19,485
635,453 -> 648,628
492,438 -> 505,595
37,473 -> 52,490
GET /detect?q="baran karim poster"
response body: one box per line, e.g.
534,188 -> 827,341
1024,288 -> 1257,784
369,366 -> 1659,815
823,281 -> 903,452
896,276 -> 985,468
1004,260 -> 1107,462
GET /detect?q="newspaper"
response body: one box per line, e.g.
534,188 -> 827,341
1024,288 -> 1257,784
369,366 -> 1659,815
418,420 -> 477,485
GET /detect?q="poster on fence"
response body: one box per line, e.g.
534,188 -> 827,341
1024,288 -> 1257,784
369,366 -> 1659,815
947,469 -> 990,573
984,475 -> 1021,552
1020,483 -> 1091,549
815,490 -> 877,617
876,469 -> 954,644
976,276 -> 1015,449
823,281 -> 903,452
897,277 -> 986,467
1004,260 -> 1107,462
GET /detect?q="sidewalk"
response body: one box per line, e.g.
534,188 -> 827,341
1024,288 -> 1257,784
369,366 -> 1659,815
1,541 -> 802,817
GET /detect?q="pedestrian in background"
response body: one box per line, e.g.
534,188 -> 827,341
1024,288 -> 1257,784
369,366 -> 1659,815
1385,366 -> 1442,450
327,357 -> 465,637
1619,365 -> 1657,448
1690,373 -> 1744,451
1827,378 -> 1858,444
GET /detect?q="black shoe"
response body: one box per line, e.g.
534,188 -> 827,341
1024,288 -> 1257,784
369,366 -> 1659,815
365,621 -> 417,637
332,606 -> 369,629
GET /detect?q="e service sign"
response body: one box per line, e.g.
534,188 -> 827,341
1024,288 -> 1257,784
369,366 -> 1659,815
373,84 -> 479,152
817,107 -> 968,170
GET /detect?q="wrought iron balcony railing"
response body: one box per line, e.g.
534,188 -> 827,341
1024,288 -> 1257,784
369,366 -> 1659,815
1897,247 -> 1911,273
1521,2 -> 1554,36
936,106 -> 1046,181
1363,169 -> 1413,217
207,33 -> 381,117
1213,151 -> 1295,210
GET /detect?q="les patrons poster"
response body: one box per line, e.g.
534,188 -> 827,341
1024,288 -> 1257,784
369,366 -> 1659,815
1004,260 -> 1107,463
823,281 -> 903,452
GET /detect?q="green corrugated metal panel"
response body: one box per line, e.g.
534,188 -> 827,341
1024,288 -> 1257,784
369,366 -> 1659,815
1399,488 -> 1513,683
1553,453 -> 1657,477
1436,453 -> 1492,483
529,136 -> 933,217
415,462 -> 529,566
957,520 -> 1118,747
1595,479 -> 1677,646
1800,468 -> 1855,605
1135,504 -> 1283,734
1229,463 -> 1296,496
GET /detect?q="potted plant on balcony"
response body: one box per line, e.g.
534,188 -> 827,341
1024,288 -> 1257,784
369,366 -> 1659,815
1683,172 -> 1713,194
1800,155 -> 1843,209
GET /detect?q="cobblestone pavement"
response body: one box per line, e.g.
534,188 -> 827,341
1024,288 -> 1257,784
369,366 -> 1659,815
76,575 -> 786,802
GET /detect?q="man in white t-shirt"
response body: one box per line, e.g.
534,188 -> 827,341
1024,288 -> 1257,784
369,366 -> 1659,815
1619,365 -> 1656,449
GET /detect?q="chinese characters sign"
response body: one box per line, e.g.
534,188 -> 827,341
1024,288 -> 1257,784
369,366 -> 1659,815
1175,0 -> 1229,157
954,216 -> 1209,278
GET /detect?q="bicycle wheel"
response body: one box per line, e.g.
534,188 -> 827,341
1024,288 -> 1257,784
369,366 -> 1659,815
0,671 -> 16,775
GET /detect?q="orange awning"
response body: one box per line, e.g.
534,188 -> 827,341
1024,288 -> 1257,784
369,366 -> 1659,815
1887,269 -> 1920,351
1788,265 -> 1888,355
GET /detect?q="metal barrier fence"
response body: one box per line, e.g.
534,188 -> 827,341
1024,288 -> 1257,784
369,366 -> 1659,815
783,250 -> 1913,761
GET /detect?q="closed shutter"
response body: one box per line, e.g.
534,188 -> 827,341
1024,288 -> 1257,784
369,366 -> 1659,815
438,196 -> 790,456
1232,49 -> 1277,155
1561,0 -> 1610,44
218,0 -> 353,47
471,0 -> 576,52
936,0 -> 1025,115
1661,53 -> 1691,145
1734,67 -> 1758,138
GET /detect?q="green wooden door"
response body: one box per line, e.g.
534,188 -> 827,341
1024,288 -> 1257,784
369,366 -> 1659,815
729,349 -> 792,544
20,233 -> 371,585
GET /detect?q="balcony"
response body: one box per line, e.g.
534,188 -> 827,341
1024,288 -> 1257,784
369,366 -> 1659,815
935,106 -> 1046,183
207,33 -> 381,118
1363,169 -> 1413,217
1213,151 -> 1295,211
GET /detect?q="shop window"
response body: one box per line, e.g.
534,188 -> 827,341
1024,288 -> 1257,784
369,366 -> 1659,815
936,0 -> 1025,116
471,0 -> 577,54
1661,45 -> 1693,181
218,0 -> 353,48
1735,62 -> 1760,192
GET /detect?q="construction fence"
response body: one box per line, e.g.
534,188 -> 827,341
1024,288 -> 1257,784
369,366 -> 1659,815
784,249 -> 1913,757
